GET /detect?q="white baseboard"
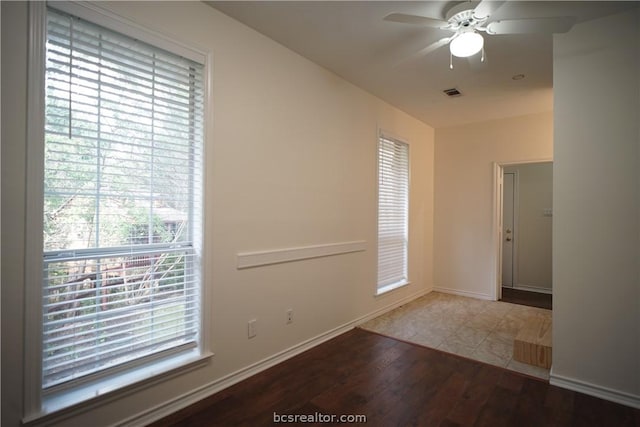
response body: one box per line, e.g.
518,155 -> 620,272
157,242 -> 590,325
433,286 -> 493,301
120,287 -> 431,426
509,284 -> 553,295
550,371 -> 640,409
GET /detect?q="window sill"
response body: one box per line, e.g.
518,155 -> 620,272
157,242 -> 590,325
24,349 -> 213,426
376,280 -> 410,296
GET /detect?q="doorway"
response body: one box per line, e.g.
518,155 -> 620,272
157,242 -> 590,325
493,160 -> 553,309
502,171 -> 517,288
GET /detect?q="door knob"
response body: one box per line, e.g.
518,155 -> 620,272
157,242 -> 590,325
506,228 -> 512,234
506,237 -> 512,242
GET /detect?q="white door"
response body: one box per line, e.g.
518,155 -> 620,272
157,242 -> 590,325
502,172 -> 516,287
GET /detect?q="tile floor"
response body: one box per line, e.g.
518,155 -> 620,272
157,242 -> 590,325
359,291 -> 552,380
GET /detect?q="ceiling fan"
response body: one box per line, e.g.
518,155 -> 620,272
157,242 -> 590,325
385,0 -> 576,69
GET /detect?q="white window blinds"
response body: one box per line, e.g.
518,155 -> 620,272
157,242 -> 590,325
377,134 -> 409,293
42,8 -> 204,389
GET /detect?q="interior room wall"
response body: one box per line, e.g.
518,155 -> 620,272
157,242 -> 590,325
434,112 -> 553,300
552,7 -> 640,407
503,162 -> 553,291
1,2 -> 434,426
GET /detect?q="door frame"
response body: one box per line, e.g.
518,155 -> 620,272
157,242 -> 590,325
491,158 -> 553,301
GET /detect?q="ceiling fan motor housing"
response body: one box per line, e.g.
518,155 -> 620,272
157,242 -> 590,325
444,4 -> 489,32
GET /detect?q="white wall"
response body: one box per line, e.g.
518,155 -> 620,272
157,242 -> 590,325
552,7 -> 640,407
504,162 -> 553,291
434,113 -> 553,299
0,2 -> 434,426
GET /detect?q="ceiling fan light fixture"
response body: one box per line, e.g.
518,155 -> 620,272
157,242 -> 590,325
449,31 -> 484,58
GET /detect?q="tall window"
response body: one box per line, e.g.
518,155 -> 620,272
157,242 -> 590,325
41,7 -> 204,392
377,133 -> 409,294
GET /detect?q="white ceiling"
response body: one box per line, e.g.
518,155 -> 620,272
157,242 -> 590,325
208,1 -> 637,128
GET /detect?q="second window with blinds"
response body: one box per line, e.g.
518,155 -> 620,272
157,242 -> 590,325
377,133 -> 410,294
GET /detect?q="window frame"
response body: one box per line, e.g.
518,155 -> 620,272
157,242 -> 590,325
375,130 -> 410,295
24,2 -> 212,421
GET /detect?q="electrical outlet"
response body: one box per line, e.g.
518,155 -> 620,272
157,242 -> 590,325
248,319 -> 257,338
286,309 -> 293,324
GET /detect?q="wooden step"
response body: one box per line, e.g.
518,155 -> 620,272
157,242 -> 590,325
513,317 -> 552,369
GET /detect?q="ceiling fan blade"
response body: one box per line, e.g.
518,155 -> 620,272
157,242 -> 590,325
394,37 -> 452,68
383,13 -> 448,28
486,17 -> 577,34
473,0 -> 506,20
417,37 -> 452,56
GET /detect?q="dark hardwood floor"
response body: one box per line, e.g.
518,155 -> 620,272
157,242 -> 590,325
150,329 -> 639,427
501,287 -> 552,310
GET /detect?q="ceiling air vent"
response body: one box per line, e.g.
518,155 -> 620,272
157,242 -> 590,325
443,87 -> 462,97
